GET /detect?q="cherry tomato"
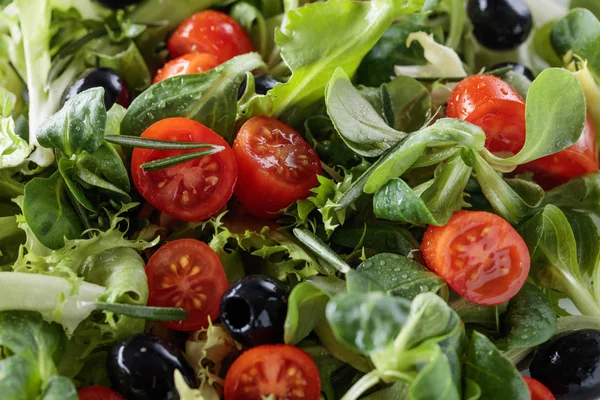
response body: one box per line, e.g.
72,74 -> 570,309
224,344 -> 321,400
131,118 -> 237,222
232,116 -> 322,219
519,115 -> 598,189
420,210 -> 530,306
447,74 -> 526,155
168,10 -> 254,64
523,377 -> 556,400
146,238 -> 228,331
153,53 -> 220,84
77,386 -> 125,400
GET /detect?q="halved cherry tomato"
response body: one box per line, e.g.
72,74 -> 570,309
168,10 -> 254,64
523,377 -> 556,400
518,115 -> 598,189
447,74 -> 526,155
146,238 -> 228,331
78,386 -> 125,400
232,116 -> 322,219
420,210 -> 530,305
131,118 -> 237,222
153,53 -> 220,83
224,344 -> 321,400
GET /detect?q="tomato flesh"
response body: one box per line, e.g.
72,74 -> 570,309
523,377 -> 556,400
153,53 -> 219,83
131,118 -> 237,222
421,210 -> 530,305
447,74 -> 526,155
168,10 -> 254,63
78,386 -> 125,400
233,116 -> 322,219
146,239 -> 228,331
519,115 -> 598,189
224,344 -> 321,400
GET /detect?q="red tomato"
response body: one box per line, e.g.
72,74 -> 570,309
232,116 -> 322,219
78,386 -> 125,400
523,377 -> 556,400
519,115 -> 598,189
168,10 -> 254,64
420,210 -> 530,306
131,118 -> 237,222
224,344 -> 321,400
146,238 -> 228,331
447,74 -> 526,155
153,53 -> 219,83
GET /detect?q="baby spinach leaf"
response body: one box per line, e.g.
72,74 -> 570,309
353,253 -> 446,299
552,8 -> 600,82
120,52 -> 265,142
465,332 -> 529,400
496,283 -> 557,350
542,172 -> 600,214
374,178 -> 438,225
37,88 -> 106,157
331,223 -> 418,256
23,172 -> 84,250
284,282 -> 329,345
483,68 -> 587,167
325,68 -> 404,157
450,298 -> 503,333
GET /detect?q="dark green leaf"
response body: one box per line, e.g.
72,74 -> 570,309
465,332 -> 529,400
380,75 -> 431,133
284,282 -> 329,345
121,53 -> 265,142
374,178 -> 438,225
543,173 -> 600,214
37,88 -> 107,156
23,172 -> 84,250
330,223 -> 418,256
564,210 -> 600,284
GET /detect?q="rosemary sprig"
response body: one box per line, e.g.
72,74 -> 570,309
80,301 -> 188,321
140,147 -> 225,171
104,134 -> 218,150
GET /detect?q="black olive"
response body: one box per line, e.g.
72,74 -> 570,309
467,0 -> 533,51
530,329 -> 600,400
220,275 -> 289,347
94,0 -> 141,9
107,334 -> 198,400
491,62 -> 535,81
237,74 -> 279,99
62,67 -> 130,110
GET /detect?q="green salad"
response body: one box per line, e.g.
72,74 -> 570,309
1,0 -> 600,399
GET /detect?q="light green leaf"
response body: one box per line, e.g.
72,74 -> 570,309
284,282 -> 329,345
0,89 -> 29,167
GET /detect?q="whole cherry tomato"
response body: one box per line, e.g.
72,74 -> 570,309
153,53 -> 220,83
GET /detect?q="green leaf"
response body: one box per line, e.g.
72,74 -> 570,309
496,283 -> 557,350
465,332 -> 529,400
93,40 -> 152,93
0,88 -> 29,168
483,68 -> 587,167
325,68 -> 404,157
0,216 -> 25,269
570,0 -> 600,18
120,52 -> 265,142
409,351 -> 460,400
552,8 -> 600,82
330,223 -> 418,256
293,228 -> 350,273
284,282 -> 329,345
23,172 -> 84,250
374,178 -> 437,225
37,88 -> 107,156
542,172 -> 600,213
564,210 -> 600,285
354,253 -> 446,299
381,75 -> 431,133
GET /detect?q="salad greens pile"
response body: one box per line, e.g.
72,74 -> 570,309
1,0 -> 600,399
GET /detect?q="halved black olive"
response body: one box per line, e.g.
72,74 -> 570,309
220,275 -> 290,347
62,67 -> 130,109
467,0 -> 533,51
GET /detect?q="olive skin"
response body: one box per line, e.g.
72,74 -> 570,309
94,0 -> 141,9
491,62 -> 535,81
237,74 -> 279,99
220,275 -> 290,347
107,335 -> 198,400
62,68 -> 130,110
530,329 -> 600,400
467,0 -> 533,51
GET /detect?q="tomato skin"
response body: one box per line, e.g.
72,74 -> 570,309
420,210 -> 530,306
77,386 -> 125,400
519,115 -> 598,189
153,53 -> 219,83
146,238 -> 228,331
168,10 -> 254,64
224,344 -> 321,400
523,377 -> 556,400
131,118 -> 237,222
233,116 -> 322,219
447,74 -> 526,155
